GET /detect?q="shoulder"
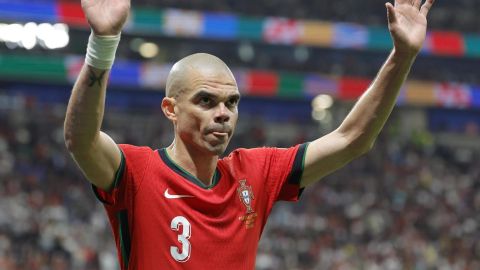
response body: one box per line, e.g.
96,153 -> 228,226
222,147 -> 273,161
118,144 -> 156,164
219,147 -> 286,168
118,144 -> 155,154
220,145 -> 306,166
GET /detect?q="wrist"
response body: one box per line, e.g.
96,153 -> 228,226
85,32 -> 121,70
391,47 -> 418,61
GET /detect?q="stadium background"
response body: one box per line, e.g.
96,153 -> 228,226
0,0 -> 479,269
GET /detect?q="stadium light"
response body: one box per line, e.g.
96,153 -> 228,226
21,22 -> 37,50
311,94 -> 333,124
238,42 -> 254,62
40,23 -> 70,49
294,46 -> 309,63
311,94 -> 333,110
139,42 -> 159,58
0,22 -> 69,50
311,108 -> 332,123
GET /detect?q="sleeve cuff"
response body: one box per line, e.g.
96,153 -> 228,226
287,142 -> 309,185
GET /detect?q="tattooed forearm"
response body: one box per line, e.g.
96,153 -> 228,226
88,70 -> 106,87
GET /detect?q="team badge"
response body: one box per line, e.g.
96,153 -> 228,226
237,180 -> 255,213
237,180 -> 257,229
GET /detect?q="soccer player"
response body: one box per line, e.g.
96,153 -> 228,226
64,0 -> 435,269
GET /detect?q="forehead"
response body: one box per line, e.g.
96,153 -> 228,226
185,68 -> 239,97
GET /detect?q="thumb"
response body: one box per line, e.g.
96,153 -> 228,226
385,2 -> 397,24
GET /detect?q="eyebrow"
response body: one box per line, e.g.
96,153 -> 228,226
193,90 -> 215,100
192,90 -> 241,101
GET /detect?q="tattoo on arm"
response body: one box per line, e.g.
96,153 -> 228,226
88,70 -> 106,87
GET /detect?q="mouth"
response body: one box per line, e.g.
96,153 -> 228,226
206,125 -> 232,138
205,128 -> 231,145
211,131 -> 229,137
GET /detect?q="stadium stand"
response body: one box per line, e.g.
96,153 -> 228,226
127,0 -> 480,32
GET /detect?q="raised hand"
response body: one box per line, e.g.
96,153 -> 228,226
81,0 -> 131,35
386,0 -> 435,57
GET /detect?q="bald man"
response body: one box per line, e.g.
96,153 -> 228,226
64,0 -> 435,269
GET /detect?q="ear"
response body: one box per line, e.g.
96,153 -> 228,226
161,97 -> 177,122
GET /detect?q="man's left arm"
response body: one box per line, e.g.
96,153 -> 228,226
300,0 -> 435,187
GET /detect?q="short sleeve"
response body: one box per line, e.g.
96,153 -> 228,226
225,143 -> 309,204
92,144 -> 153,211
263,143 -> 309,202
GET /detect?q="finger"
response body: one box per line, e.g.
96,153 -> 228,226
414,0 -> 422,9
420,0 -> 434,16
386,2 -> 397,24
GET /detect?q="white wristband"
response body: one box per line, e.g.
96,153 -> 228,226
85,32 -> 121,70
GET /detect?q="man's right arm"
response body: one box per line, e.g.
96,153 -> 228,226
64,0 -> 130,191
64,65 -> 121,191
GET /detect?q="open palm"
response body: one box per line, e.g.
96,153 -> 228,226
386,0 -> 434,56
81,0 -> 130,35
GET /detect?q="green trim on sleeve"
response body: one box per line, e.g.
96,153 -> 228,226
90,147 -> 126,204
117,210 -> 131,269
113,148 -> 126,188
287,142 -> 309,185
301,142 -> 310,172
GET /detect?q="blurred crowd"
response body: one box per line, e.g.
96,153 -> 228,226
0,97 -> 479,269
258,134 -> 480,269
132,0 -> 479,32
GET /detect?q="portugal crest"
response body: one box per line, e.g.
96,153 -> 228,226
237,179 -> 255,213
237,179 -> 257,229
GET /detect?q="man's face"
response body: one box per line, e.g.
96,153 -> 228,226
173,69 -> 240,156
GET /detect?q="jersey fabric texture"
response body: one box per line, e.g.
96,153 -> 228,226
93,143 -> 308,270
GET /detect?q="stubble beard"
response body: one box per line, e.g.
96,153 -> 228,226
205,139 -> 229,156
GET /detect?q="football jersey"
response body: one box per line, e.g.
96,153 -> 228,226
93,143 -> 308,270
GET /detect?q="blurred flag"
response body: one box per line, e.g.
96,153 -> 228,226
298,21 -> 333,46
429,31 -> 464,56
245,70 -> 279,96
304,75 -> 338,98
435,83 -> 471,108
405,81 -> 436,106
140,63 -> 171,90
332,23 -> 368,48
163,9 -> 203,37
263,18 -> 302,44
203,13 -> 237,39
338,77 -> 371,100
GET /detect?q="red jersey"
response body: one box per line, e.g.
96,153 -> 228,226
93,143 -> 307,270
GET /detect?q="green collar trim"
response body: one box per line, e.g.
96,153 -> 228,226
159,148 -> 221,190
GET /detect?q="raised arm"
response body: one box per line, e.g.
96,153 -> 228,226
301,0 -> 435,187
64,0 -> 130,190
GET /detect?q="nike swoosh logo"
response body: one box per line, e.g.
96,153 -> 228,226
164,189 -> 195,199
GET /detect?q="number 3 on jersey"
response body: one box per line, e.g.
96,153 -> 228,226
170,216 -> 191,262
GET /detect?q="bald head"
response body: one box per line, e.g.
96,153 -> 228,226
165,53 -> 236,98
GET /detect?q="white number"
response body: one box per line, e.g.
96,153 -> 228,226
170,216 -> 191,262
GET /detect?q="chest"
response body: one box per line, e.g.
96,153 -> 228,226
132,168 -> 267,239
129,170 -> 266,266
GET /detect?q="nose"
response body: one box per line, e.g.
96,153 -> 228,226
214,103 -> 230,124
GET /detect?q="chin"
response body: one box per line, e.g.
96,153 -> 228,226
205,143 -> 228,156
210,146 -> 227,156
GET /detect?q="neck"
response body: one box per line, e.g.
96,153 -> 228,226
166,140 -> 219,186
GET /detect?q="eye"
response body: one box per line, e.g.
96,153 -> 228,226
199,96 -> 212,106
226,98 -> 239,108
